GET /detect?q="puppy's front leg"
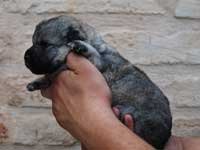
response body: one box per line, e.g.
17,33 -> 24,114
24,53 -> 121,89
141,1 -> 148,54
27,46 -> 71,92
27,64 -> 68,91
27,77 -> 51,91
68,40 -> 102,70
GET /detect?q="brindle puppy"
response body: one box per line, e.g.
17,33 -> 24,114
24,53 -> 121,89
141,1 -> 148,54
24,16 -> 172,149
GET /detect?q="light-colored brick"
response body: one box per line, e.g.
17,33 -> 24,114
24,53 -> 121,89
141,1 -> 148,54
139,65 -> 200,108
1,14 -> 200,65
14,116 -> 38,145
0,110 -> 16,144
0,64 -> 50,107
13,113 -> 76,145
2,0 -> 164,15
0,145 -> 80,150
164,80 -> 200,108
175,0 -> 200,19
75,0 -> 165,14
103,30 -> 200,65
173,115 -> 200,136
3,0 -> 70,14
156,0 -> 177,13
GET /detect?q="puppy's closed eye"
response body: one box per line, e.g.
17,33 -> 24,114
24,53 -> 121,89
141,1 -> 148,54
67,26 -> 85,42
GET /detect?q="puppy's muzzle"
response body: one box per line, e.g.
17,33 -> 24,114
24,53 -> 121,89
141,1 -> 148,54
24,47 -> 32,69
24,45 -> 64,75
24,46 -> 47,74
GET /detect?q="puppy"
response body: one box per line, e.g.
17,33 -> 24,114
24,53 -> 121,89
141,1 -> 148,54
24,16 -> 172,149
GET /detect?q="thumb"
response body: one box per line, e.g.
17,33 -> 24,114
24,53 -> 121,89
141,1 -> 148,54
66,52 -> 96,73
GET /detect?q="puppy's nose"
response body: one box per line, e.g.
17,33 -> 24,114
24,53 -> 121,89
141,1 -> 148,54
24,49 -> 31,68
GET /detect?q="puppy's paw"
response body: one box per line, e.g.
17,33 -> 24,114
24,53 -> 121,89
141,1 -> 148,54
27,77 -> 51,91
68,40 -> 103,70
27,83 -> 36,91
68,40 -> 88,53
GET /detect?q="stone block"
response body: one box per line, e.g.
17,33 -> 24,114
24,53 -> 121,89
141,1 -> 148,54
2,0 -> 164,15
74,0 -> 165,14
0,145 -> 80,150
102,30 -> 200,65
175,0 -> 200,19
3,0 -> 70,14
173,115 -> 200,136
13,113 -> 76,145
0,64 -> 51,107
139,65 -> 200,108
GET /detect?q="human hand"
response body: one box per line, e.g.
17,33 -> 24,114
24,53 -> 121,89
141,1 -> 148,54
41,52 -> 113,137
41,53 -> 154,150
112,107 -> 200,150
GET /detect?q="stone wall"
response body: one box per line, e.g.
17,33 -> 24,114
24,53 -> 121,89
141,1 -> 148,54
0,0 -> 200,149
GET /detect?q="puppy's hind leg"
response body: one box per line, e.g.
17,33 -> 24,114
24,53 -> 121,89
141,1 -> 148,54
68,40 -> 103,70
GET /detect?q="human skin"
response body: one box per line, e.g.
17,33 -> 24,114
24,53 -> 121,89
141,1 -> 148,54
41,53 -> 200,150
112,108 -> 200,150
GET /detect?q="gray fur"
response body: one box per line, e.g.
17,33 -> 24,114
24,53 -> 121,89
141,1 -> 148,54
24,16 -> 172,149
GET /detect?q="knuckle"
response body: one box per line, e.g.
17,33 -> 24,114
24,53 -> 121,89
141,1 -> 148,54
40,89 -> 50,99
67,52 -> 76,63
54,71 -> 68,86
58,71 -> 67,80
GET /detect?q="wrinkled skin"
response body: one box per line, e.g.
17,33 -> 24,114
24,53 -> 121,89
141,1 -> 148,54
24,16 -> 172,149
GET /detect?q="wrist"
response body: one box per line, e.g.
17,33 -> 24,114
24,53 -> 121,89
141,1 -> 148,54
76,109 -> 153,150
78,111 -> 121,148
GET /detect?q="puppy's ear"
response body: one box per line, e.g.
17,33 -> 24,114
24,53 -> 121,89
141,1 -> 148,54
32,20 -> 48,44
66,26 -> 86,42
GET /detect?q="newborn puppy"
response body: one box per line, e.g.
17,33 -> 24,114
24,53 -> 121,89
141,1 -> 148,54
24,16 -> 172,149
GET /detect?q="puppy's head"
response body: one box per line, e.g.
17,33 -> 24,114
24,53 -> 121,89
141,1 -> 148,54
24,16 -> 87,74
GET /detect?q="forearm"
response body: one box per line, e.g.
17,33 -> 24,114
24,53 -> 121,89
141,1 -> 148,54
77,108 -> 154,150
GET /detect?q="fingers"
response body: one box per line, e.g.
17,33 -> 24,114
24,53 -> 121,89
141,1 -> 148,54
66,52 -> 97,73
41,69 -> 76,100
112,107 -> 134,131
124,114 -> 134,131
